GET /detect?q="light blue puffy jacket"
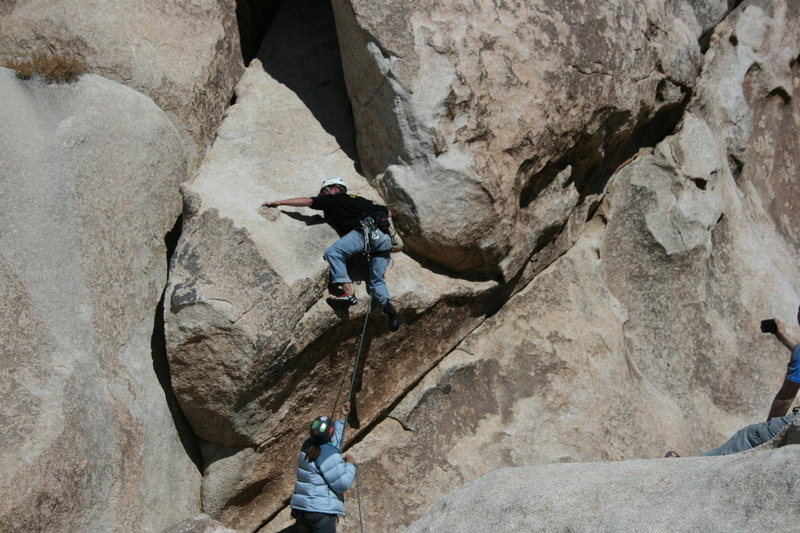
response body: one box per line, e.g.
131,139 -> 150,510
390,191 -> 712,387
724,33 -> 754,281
290,419 -> 356,515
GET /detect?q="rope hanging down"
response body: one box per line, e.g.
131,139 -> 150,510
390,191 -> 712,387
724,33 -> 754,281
330,219 -> 377,426
329,224 -> 376,533
330,294 -> 372,425
330,291 -> 370,533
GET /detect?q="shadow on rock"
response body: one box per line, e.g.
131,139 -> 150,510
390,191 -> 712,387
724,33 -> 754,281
255,0 -> 358,164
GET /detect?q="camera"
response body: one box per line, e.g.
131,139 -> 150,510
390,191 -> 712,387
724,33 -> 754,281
761,319 -> 777,334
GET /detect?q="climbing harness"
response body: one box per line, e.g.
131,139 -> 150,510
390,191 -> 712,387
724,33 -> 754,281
360,216 -> 381,255
361,212 -> 397,248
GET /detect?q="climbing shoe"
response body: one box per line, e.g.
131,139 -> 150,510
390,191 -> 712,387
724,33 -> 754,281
384,302 -> 401,331
326,293 -> 357,308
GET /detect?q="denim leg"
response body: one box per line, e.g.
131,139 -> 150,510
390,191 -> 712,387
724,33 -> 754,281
323,230 -> 365,285
368,233 -> 392,307
369,253 -> 391,307
701,413 -> 795,456
294,512 -> 337,533
294,517 -> 312,533
312,514 -> 337,533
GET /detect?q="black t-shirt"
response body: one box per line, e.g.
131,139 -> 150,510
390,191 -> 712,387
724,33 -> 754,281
310,193 -> 387,234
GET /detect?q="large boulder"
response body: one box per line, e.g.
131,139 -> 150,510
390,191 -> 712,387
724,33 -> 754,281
0,0 -> 244,168
0,69 -> 199,531
407,445 -> 800,532
165,0 -> 800,531
331,0 -> 732,279
165,2 -> 495,529
337,2 -> 800,531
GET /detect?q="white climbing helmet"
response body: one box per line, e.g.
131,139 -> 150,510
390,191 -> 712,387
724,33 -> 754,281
320,176 -> 347,192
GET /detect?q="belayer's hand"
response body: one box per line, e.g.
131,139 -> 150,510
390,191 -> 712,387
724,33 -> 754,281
344,454 -> 356,464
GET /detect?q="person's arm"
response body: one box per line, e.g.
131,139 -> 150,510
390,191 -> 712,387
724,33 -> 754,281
316,444 -> 356,494
767,379 -> 800,419
262,197 -> 313,208
330,402 -> 350,449
319,452 -> 356,494
774,319 -> 799,352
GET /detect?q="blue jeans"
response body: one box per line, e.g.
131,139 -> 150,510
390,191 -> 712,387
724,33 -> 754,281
323,228 -> 393,307
701,412 -> 796,456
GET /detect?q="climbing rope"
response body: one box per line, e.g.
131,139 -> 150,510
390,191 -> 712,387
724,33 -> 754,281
327,223 -> 375,533
353,474 -> 365,533
330,218 -> 375,422
329,294 -> 372,423
331,291 -> 370,533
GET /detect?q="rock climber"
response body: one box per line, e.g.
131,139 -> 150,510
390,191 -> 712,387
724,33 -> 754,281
290,402 -> 357,533
665,304 -> 800,458
263,176 -> 400,331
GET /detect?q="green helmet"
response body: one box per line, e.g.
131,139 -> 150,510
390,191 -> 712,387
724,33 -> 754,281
309,416 -> 335,444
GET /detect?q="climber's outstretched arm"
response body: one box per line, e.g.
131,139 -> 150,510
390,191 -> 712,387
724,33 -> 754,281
263,197 -> 313,208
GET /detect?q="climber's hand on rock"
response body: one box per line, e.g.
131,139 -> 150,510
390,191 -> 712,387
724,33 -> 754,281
262,201 -> 280,207
340,402 -> 351,417
344,454 -> 356,464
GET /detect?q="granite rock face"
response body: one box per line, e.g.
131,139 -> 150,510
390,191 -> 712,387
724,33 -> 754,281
164,2 -> 494,529
0,69 -> 199,532
339,2 -> 800,530
331,0 -> 732,279
161,1 -> 800,531
0,0 -> 244,168
407,445 -> 800,533
3,0 -> 796,532
160,514 -> 237,533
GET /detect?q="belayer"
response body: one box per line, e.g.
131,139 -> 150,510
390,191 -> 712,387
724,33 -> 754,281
290,403 -> 357,533
263,176 -> 401,331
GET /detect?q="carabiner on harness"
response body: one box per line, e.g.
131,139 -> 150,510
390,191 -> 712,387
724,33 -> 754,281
359,216 -> 382,255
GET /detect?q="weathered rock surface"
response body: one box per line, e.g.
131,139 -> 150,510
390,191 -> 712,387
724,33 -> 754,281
340,2 -> 800,531
156,1 -> 800,531
407,445 -> 800,532
0,69 -> 199,531
161,514 -> 237,533
165,2 -> 495,529
332,0 -> 733,279
0,0 -> 244,168
3,0 -> 788,531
